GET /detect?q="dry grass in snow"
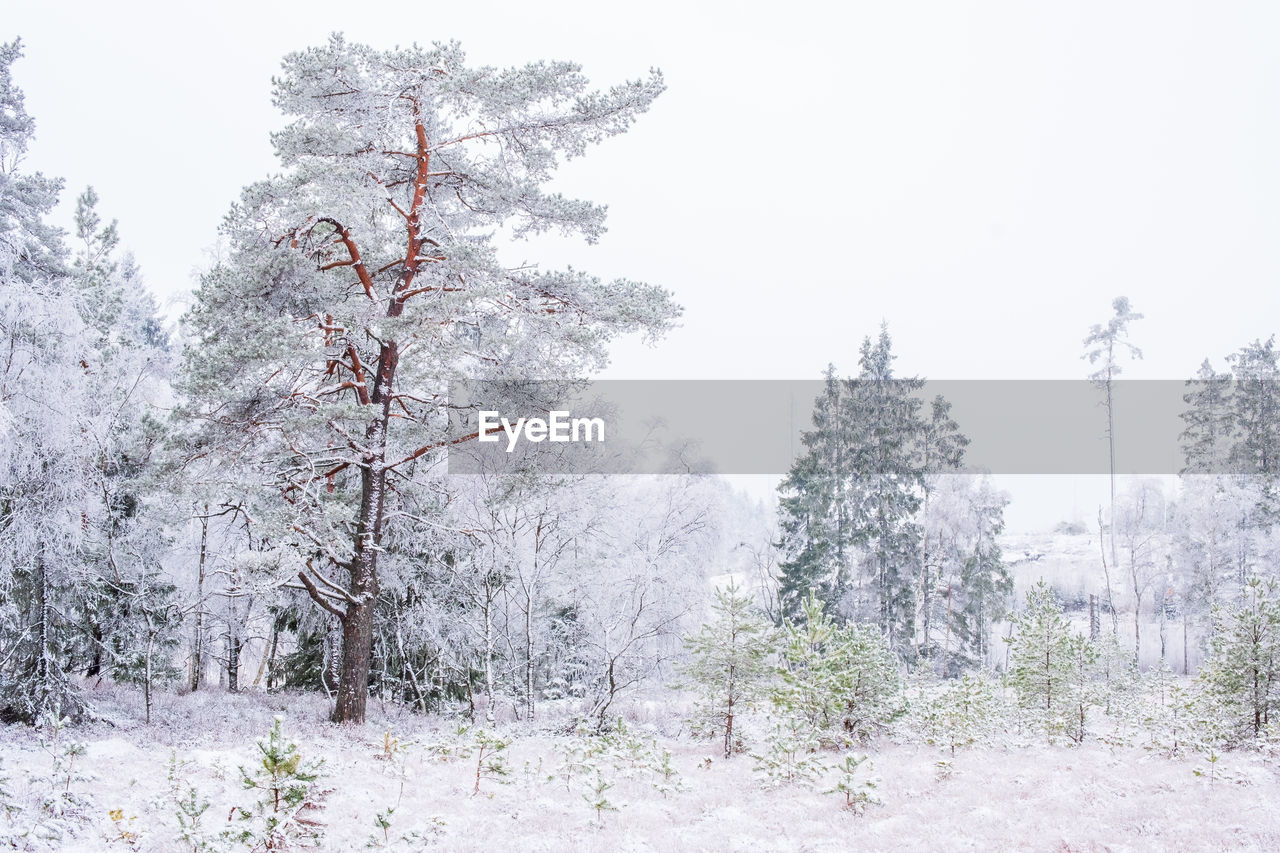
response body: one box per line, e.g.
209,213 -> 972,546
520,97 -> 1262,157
0,684 -> 1277,852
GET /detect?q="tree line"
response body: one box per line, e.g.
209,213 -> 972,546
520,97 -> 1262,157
2,33 -> 1278,742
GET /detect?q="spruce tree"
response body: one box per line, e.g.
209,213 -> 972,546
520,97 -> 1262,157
845,326 -> 925,648
952,479 -> 1012,671
774,327 -> 981,660
914,396 -> 969,663
776,367 -> 847,622
1227,337 -> 1280,481
1181,359 -> 1236,475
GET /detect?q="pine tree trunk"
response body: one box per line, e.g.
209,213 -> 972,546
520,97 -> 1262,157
86,624 -> 103,678
332,599 -> 375,723
328,337 -> 396,724
1097,509 -> 1119,635
1105,357 -> 1121,636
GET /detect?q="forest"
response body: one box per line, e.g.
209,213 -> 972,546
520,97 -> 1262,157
3,31 -> 1280,852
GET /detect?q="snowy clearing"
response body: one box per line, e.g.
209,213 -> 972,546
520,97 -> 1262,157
2,685 -> 1278,852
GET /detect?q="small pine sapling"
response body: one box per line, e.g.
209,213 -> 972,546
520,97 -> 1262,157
173,785 -> 211,853
554,737 -> 598,792
471,729 -> 512,796
163,749 -> 215,853
1094,631 -> 1141,724
1006,581 -> 1099,743
1194,748 -> 1223,787
364,730 -> 426,851
226,715 -> 325,849
36,709 -> 90,819
827,753 -> 881,813
365,808 -> 443,851
521,757 -> 544,789
1139,666 -> 1201,758
370,808 -> 394,848
652,748 -> 686,797
750,716 -> 828,789
925,674 -> 999,754
425,723 -> 473,764
599,719 -> 659,780
1198,576 -> 1280,745
582,771 -> 618,826
772,593 -> 899,745
375,730 -> 413,766
0,757 -> 17,822
680,581 -> 775,758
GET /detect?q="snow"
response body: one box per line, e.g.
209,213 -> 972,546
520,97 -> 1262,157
3,684 -> 1279,851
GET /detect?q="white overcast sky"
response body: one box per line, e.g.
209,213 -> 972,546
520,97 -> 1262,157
8,0 -> 1278,528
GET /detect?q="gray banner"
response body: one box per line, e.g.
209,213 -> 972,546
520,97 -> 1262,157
443,380 -> 1261,475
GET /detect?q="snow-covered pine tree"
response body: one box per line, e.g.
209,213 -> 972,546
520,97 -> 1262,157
229,715 -> 325,848
681,581 -> 775,758
64,187 -> 177,709
177,35 -> 677,723
1198,575 -> 1280,743
772,592 -> 899,744
918,672 -> 1001,754
1082,296 -> 1143,636
1006,580 -> 1097,742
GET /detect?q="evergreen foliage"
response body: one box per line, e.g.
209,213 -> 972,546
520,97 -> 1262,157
1006,581 -> 1097,743
771,593 -> 899,744
228,715 -> 326,849
750,715 -> 828,789
1199,575 -> 1280,743
0,41 -> 171,725
681,581 -> 775,757
774,328 -> 1005,666
826,753 -> 881,813
914,672 -> 1002,754
175,35 -> 677,724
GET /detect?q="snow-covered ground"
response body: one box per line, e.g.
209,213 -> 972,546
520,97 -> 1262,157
2,684 -> 1278,852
